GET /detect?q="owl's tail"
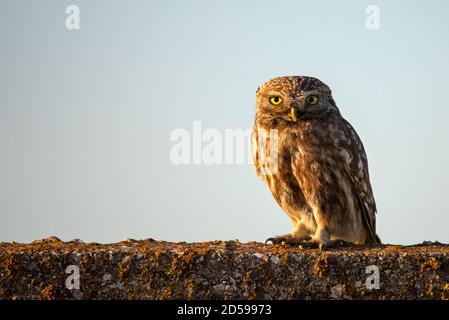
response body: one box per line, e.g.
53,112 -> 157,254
374,234 -> 382,244
366,233 -> 382,244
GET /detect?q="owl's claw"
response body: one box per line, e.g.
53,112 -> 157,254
265,235 -> 310,245
265,235 -> 353,249
297,240 -> 322,249
265,236 -> 290,245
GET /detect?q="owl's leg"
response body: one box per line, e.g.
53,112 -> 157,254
265,222 -> 311,245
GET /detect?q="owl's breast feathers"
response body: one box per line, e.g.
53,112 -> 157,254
252,123 -> 312,227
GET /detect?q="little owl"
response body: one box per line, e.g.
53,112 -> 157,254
252,76 -> 380,248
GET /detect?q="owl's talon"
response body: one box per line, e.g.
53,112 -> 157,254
265,236 -> 290,245
326,239 -> 353,248
265,235 -> 309,245
298,241 -> 321,249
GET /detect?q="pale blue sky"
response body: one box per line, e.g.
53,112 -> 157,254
1,0 -> 448,244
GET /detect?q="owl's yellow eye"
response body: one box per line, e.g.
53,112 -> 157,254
269,96 -> 283,105
306,95 -> 319,105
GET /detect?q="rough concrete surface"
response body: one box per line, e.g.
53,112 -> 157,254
1,237 -> 449,300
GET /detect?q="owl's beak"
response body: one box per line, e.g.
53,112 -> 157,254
289,100 -> 302,122
289,108 -> 298,122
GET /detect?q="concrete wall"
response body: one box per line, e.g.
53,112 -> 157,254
1,238 -> 448,299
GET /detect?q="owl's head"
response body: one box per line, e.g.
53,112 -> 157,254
255,76 -> 339,124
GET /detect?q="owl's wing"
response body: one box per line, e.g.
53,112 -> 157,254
338,119 -> 379,243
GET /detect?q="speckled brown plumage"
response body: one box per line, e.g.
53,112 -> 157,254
252,76 -> 380,248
